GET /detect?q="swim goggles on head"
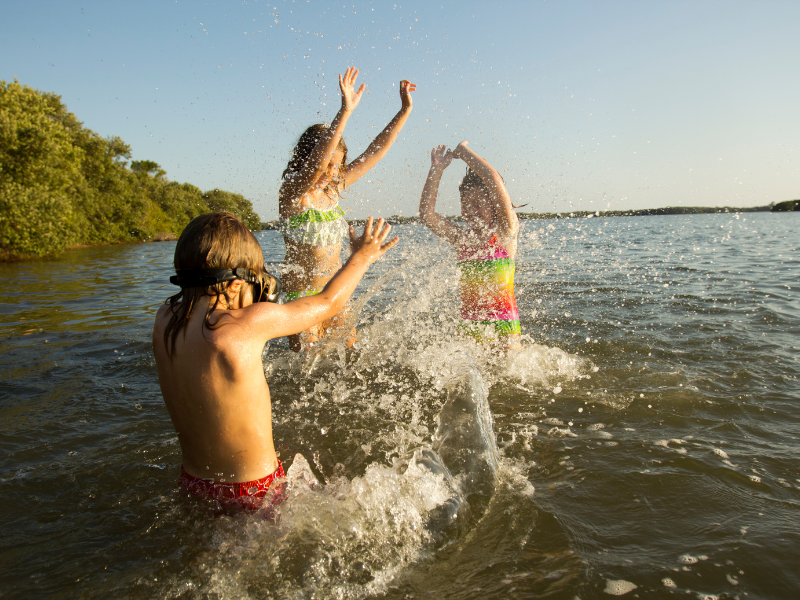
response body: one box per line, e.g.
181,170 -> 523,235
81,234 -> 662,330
169,267 -> 281,303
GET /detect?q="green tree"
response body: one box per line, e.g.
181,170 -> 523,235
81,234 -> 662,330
1,79 -> 262,259
203,188 -> 261,230
131,160 -> 166,179
1,80 -> 84,256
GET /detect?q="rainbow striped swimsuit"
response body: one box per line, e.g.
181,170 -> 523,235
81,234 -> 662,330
457,234 -> 521,339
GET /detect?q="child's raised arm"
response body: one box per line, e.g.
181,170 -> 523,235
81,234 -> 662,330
419,145 -> 463,246
279,67 -> 365,204
248,218 -> 398,340
343,80 -> 416,186
452,141 -> 519,238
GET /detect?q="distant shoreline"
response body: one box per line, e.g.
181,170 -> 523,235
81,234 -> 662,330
259,201 -> 798,230
6,202 -> 793,261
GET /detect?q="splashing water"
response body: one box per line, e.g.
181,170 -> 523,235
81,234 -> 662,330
186,234 -> 587,598
6,215 -> 795,598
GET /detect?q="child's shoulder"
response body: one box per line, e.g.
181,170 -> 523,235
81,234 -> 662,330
155,302 -> 172,322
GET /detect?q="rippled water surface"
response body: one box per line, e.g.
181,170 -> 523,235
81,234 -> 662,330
1,212 -> 798,599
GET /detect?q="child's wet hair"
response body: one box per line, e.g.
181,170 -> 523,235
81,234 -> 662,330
282,124 -> 348,184
459,167 -> 508,193
163,212 -> 264,355
458,167 -> 485,194
459,167 -> 525,209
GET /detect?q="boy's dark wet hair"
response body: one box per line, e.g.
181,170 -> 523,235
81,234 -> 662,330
163,212 -> 265,356
282,124 -> 348,188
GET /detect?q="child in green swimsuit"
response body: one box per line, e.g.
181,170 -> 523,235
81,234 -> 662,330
278,66 -> 415,352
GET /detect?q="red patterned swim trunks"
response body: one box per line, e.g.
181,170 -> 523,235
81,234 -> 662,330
180,461 -> 287,514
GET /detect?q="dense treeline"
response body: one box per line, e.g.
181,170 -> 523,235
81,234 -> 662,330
0,80 -> 260,260
771,199 -> 799,212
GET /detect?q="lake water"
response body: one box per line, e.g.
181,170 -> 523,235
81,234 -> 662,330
1,212 -> 798,599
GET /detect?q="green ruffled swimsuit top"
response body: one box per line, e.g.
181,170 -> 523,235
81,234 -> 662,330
278,204 -> 348,247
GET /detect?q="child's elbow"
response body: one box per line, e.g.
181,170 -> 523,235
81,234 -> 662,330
489,171 -> 505,189
419,210 -> 434,227
319,291 -> 347,319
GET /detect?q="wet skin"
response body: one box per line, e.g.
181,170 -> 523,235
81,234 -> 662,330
278,69 -> 415,351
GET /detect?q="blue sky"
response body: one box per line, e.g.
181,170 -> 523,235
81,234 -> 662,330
2,0 -> 798,220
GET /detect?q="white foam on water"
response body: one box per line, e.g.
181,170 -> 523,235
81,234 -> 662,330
654,439 -> 688,454
604,579 -> 638,595
662,577 -> 677,588
242,242 -> 591,596
503,342 -> 587,389
220,452 -> 462,599
547,427 -> 577,438
285,453 -> 320,489
337,242 -> 589,394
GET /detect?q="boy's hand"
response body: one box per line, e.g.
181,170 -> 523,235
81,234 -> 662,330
340,66 -> 366,112
399,80 -> 416,111
430,145 -> 453,170
348,217 -> 399,265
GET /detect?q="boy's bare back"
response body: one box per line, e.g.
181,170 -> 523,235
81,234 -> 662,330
153,295 -> 279,483
153,214 -> 397,490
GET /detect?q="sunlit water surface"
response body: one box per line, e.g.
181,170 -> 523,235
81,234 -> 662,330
1,212 -> 798,599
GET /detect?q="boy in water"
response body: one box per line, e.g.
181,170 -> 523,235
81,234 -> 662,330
153,212 -> 397,510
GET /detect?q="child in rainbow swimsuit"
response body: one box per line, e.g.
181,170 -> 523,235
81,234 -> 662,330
419,142 -> 521,349
279,66 -> 415,352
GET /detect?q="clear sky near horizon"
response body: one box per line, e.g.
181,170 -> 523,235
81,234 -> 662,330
2,0 -> 798,221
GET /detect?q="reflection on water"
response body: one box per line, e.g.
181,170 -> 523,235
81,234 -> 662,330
0,212 -> 798,598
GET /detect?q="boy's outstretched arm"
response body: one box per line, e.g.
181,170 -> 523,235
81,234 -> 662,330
251,218 -> 398,339
279,67 -> 365,206
452,141 -> 518,236
419,145 -> 462,246
344,80 -> 416,186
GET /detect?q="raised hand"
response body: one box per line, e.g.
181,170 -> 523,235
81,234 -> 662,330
339,66 -> 366,112
430,145 -> 453,170
452,140 -> 469,159
348,217 -> 399,265
399,80 -> 416,111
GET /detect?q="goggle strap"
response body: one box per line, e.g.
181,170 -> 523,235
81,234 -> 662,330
169,267 -> 258,288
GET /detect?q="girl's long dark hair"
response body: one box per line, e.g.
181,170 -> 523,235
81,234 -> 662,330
282,124 -> 348,192
163,212 -> 264,356
459,167 -> 527,209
